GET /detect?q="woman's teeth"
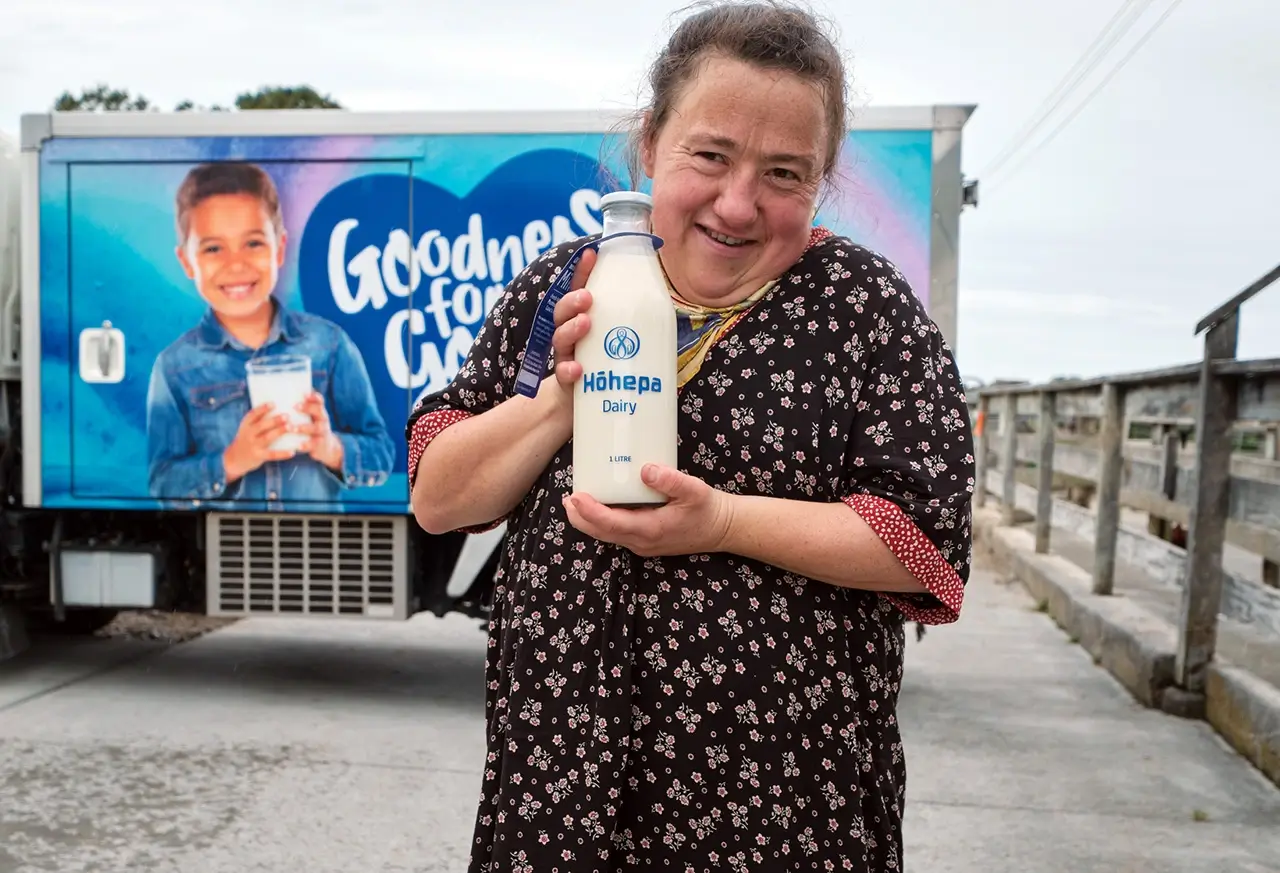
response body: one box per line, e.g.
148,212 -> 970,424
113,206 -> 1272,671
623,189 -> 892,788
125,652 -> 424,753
702,226 -> 748,247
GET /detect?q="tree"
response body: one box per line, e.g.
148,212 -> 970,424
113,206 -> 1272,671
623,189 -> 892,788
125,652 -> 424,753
175,100 -> 229,113
234,86 -> 342,110
52,84 -> 343,113
53,85 -> 152,112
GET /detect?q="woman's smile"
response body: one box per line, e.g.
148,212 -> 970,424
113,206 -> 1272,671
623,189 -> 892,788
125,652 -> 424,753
696,223 -> 753,250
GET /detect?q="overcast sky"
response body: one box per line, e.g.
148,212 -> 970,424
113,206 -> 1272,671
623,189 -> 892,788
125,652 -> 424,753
3,0 -> 1277,384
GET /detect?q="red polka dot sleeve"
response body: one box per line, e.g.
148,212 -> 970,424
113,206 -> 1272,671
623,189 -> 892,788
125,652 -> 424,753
407,408 -> 507,535
837,252 -> 975,626
842,494 -> 966,623
407,409 -> 471,494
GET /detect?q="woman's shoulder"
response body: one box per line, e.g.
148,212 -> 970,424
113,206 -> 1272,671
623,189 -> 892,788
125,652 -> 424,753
504,235 -> 600,307
791,229 -> 933,323
448,235 -> 597,343
795,229 -> 913,289
774,230 -> 959,370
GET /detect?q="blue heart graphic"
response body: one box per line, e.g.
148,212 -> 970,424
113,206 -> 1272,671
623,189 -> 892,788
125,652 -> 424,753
297,149 -> 619,471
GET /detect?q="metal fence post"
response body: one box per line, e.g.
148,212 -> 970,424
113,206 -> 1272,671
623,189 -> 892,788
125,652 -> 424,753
1174,312 -> 1240,693
1035,391 -> 1056,553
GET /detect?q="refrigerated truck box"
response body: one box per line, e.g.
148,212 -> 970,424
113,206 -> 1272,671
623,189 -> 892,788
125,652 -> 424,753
1,105 -> 975,626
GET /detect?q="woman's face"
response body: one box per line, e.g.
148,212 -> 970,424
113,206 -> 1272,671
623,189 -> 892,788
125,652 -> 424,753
641,53 -> 828,307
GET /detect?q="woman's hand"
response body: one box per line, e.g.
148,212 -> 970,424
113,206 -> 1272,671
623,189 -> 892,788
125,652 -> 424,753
562,464 -> 736,557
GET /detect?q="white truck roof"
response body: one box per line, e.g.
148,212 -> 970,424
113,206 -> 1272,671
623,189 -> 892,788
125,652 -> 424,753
19,106 -> 977,146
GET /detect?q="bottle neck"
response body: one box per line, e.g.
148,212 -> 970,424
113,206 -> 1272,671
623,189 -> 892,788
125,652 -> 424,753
601,204 -> 652,239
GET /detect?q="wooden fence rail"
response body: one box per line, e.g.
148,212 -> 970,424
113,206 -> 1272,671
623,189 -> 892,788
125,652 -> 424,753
973,262 -> 1280,698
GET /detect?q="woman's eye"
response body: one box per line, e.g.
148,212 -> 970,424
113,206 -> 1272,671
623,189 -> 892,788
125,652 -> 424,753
772,168 -> 801,182
696,152 -> 726,164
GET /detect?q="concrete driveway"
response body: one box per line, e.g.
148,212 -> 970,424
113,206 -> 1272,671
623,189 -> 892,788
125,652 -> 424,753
0,610 -> 490,873
2,557 -> 1279,872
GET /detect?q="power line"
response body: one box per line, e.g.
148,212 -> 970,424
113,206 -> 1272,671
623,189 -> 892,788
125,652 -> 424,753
985,0 -> 1187,195
978,0 -> 1158,180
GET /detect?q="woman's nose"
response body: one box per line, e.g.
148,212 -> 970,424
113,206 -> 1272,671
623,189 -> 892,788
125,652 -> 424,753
714,173 -> 760,228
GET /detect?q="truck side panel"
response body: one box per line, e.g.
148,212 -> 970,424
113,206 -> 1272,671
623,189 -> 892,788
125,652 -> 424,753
21,148 -> 43,505
24,124 -> 940,517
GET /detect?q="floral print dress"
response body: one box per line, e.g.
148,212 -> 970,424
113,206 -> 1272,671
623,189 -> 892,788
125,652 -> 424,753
407,228 -> 975,873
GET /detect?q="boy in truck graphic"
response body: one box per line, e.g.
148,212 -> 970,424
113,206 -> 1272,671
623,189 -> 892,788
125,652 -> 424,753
146,161 -> 395,509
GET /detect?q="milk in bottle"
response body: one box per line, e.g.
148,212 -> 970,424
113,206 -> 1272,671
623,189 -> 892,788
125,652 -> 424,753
572,191 -> 678,506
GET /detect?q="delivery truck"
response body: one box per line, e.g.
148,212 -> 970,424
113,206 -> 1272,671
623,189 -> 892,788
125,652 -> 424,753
0,105 -> 977,636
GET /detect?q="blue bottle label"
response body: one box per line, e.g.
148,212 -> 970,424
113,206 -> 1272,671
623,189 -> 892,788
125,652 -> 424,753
512,231 -> 663,398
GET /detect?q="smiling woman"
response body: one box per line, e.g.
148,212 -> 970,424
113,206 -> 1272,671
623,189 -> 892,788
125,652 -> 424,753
640,55 -> 827,308
406,2 -> 976,871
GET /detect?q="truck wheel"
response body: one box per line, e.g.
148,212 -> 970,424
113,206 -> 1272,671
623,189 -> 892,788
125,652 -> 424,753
29,608 -> 120,636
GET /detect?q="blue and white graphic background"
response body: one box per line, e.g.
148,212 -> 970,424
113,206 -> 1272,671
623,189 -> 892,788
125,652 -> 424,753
37,128 -> 933,513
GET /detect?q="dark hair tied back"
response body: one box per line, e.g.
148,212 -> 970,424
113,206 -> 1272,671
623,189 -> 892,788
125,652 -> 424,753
626,0 -> 849,185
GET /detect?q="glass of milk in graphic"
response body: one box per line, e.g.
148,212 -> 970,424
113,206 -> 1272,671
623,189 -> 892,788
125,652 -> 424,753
245,354 -> 312,453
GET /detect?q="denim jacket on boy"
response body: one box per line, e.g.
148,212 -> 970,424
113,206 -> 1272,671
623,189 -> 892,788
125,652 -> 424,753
146,302 -> 396,512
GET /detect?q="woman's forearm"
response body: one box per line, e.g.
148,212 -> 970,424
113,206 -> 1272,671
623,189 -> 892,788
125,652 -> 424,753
412,376 -> 571,534
720,494 -> 928,594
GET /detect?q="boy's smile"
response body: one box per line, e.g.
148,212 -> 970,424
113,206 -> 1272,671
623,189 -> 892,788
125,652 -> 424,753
176,192 -> 287,334
221,282 -> 261,301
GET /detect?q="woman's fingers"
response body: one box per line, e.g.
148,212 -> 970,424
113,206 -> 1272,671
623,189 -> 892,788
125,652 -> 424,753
570,248 -> 596,293
554,288 -> 592,327
555,359 -> 583,387
552,312 -> 591,360
549,249 -> 597,387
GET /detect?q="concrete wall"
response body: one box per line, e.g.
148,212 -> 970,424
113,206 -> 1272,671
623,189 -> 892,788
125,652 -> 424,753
974,506 -> 1280,789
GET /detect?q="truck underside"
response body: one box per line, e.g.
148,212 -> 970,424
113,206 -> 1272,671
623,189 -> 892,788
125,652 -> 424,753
0,379 -> 499,633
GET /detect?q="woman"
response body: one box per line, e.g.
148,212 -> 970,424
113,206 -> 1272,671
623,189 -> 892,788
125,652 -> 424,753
409,2 -> 974,870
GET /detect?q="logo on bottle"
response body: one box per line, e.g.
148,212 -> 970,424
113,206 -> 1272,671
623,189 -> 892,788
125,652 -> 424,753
603,326 -> 641,361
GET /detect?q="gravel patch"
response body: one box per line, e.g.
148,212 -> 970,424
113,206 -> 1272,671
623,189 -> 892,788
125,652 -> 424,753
96,611 -> 239,644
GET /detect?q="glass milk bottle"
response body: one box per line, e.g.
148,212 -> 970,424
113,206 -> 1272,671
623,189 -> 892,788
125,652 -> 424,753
572,191 -> 678,506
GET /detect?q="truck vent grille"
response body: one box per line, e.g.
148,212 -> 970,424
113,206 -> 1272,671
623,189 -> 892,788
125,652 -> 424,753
206,513 -> 407,620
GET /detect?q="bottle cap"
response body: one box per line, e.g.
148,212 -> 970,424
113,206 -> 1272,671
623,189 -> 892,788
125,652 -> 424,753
601,190 -> 653,210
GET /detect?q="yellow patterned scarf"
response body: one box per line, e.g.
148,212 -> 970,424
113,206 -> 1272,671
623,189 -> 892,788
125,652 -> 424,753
662,226 -> 834,388
669,280 -> 776,388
